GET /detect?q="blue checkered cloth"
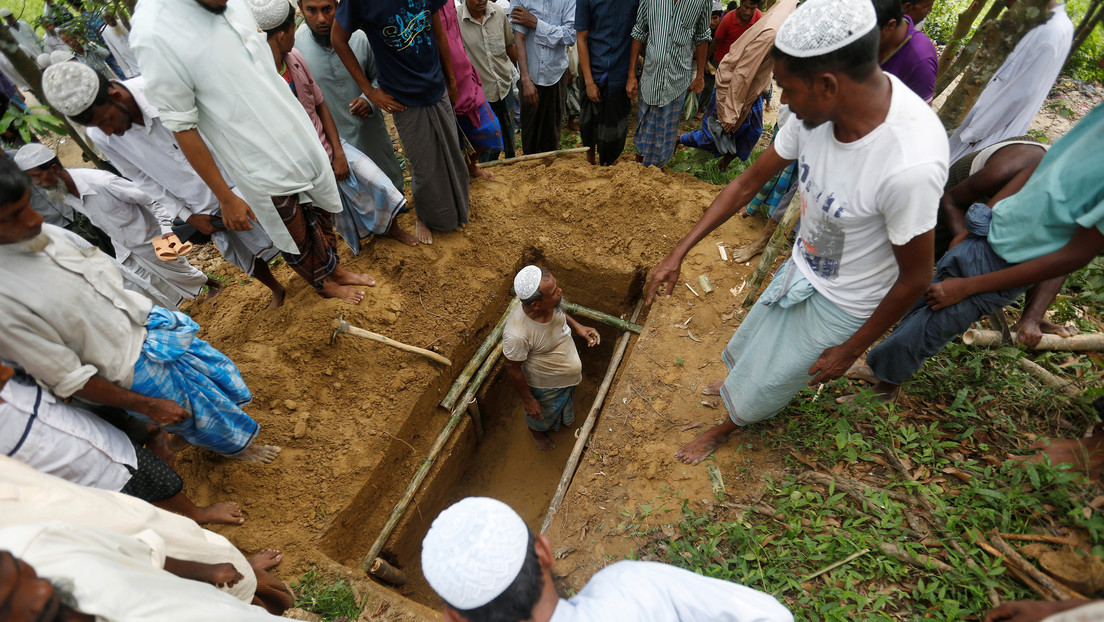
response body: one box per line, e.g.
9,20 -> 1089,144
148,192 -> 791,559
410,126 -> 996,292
525,386 -> 576,432
747,160 -> 798,221
129,307 -> 258,456
635,94 -> 686,167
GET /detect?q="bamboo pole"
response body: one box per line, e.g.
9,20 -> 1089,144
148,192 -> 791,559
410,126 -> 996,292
361,343 -> 503,573
541,300 -> 643,534
743,191 -> 801,308
1017,358 -> 1081,399
989,535 -> 1088,601
403,148 -> 588,182
962,329 -> 1104,351
440,298 -> 519,410
562,301 -> 643,334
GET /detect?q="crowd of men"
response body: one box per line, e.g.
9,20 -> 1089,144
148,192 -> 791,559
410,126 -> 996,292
0,0 -> 1102,618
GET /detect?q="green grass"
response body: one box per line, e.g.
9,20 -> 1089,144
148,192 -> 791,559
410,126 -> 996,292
0,0 -> 46,28
290,569 -> 366,622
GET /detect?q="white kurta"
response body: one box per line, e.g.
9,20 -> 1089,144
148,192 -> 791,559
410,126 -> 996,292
63,168 -> 207,307
87,77 -> 278,273
946,5 -> 1074,161
101,23 -> 140,77
10,20 -> 46,57
548,561 -> 794,622
0,525 -> 275,617
0,377 -> 137,492
0,225 -> 151,398
129,0 -> 341,255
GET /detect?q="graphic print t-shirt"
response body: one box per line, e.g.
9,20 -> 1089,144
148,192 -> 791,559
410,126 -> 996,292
336,0 -> 447,107
773,74 -> 948,318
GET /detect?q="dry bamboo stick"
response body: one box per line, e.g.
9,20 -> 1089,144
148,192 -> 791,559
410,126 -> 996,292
562,301 -> 643,334
962,329 -> 1104,351
976,537 -> 1060,601
743,192 -> 802,309
773,548 -> 872,596
362,343 -> 504,573
541,300 -> 643,534
440,298 -> 519,410
403,148 -> 589,181
1017,358 -> 1082,398
367,557 -> 407,586
997,532 -> 1075,545
990,535 -> 1087,601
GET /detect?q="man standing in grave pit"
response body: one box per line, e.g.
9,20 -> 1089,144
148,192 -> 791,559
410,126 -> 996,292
503,266 -> 601,450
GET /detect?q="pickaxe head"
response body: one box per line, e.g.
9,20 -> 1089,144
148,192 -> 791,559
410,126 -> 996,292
330,317 -> 351,345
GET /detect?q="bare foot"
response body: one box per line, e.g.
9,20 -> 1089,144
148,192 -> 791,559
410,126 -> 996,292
675,420 -> 737,465
204,278 -> 224,306
146,428 -> 176,469
386,221 -> 419,247
469,163 -> 494,180
267,285 -> 286,310
232,444 -> 281,464
844,363 -> 878,384
195,500 -> 245,525
330,265 -> 376,287
168,434 -> 190,452
248,549 -> 283,572
164,558 -> 243,589
415,219 -> 433,245
318,281 -> 365,304
701,378 -> 724,396
530,428 -> 555,450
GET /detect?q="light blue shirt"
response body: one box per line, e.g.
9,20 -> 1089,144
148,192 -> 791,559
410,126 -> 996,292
510,0 -> 576,87
988,101 -> 1104,264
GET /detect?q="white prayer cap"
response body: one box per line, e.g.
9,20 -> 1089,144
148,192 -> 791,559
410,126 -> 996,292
712,0 -> 722,10
774,0 -> 877,58
513,265 -> 543,301
43,61 -> 100,116
246,0 -> 292,31
0,9 -> 12,17
36,53 -> 52,70
421,497 -> 531,610
14,143 -> 57,171
49,50 -> 74,65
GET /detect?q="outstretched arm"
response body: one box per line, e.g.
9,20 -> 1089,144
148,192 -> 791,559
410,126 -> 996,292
74,375 -> 189,426
564,313 -> 600,346
645,145 -> 791,302
174,129 -> 256,231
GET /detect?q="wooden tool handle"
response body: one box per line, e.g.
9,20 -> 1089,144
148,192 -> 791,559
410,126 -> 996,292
332,319 -> 451,366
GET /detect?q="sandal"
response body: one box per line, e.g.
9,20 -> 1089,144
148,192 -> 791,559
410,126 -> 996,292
153,234 -> 193,261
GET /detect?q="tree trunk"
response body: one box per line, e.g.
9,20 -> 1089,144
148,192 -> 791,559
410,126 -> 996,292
1066,0 -> 1104,67
937,0 -> 995,76
0,30 -> 112,168
937,0 -> 1052,132
935,0 -> 1009,95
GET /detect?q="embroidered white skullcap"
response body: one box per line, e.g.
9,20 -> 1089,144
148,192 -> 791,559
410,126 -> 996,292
712,0 -> 722,10
774,0 -> 877,58
36,53 -> 52,70
14,143 -> 57,171
246,0 -> 292,31
513,265 -> 542,301
49,50 -> 74,65
0,9 -> 12,17
421,497 -> 530,610
42,61 -> 100,116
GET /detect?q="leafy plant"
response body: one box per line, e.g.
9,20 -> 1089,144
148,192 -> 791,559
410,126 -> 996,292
290,569 -> 366,622
0,105 -> 68,143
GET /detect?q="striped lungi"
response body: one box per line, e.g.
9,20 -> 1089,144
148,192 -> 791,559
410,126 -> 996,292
635,93 -> 686,168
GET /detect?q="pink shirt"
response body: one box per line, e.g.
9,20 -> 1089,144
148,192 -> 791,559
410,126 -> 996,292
439,0 -> 484,124
283,48 -> 333,159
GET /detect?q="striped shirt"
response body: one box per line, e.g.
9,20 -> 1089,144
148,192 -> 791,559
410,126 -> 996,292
631,0 -> 712,107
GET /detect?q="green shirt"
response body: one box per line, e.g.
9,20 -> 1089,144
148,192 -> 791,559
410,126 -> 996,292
988,103 -> 1104,264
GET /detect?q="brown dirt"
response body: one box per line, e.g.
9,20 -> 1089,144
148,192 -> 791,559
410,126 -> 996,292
163,152 -> 779,619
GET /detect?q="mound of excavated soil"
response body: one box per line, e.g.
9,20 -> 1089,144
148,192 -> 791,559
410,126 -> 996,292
170,153 -> 777,617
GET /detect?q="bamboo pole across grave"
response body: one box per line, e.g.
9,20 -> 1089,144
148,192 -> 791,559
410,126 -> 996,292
541,300 -> 644,534
362,342 -> 504,575
440,298 -> 519,410
403,147 -> 589,182
562,301 -> 643,334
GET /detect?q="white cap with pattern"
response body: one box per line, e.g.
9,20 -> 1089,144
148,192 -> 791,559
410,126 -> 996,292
0,9 -> 12,17
245,0 -> 292,31
36,53 -> 52,70
14,143 -> 57,171
49,50 -> 74,65
42,61 -> 100,117
774,0 -> 877,58
513,265 -> 543,301
421,497 -> 531,610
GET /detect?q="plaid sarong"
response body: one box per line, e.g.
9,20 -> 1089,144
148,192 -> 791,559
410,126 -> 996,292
273,194 -> 338,290
334,139 -> 407,255
525,385 -> 576,432
747,160 -> 798,222
635,93 -> 686,167
457,99 -> 504,151
129,306 -> 258,455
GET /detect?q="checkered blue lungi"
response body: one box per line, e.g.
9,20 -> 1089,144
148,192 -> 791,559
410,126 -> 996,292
526,386 -> 576,432
635,94 -> 686,168
129,306 -> 258,456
